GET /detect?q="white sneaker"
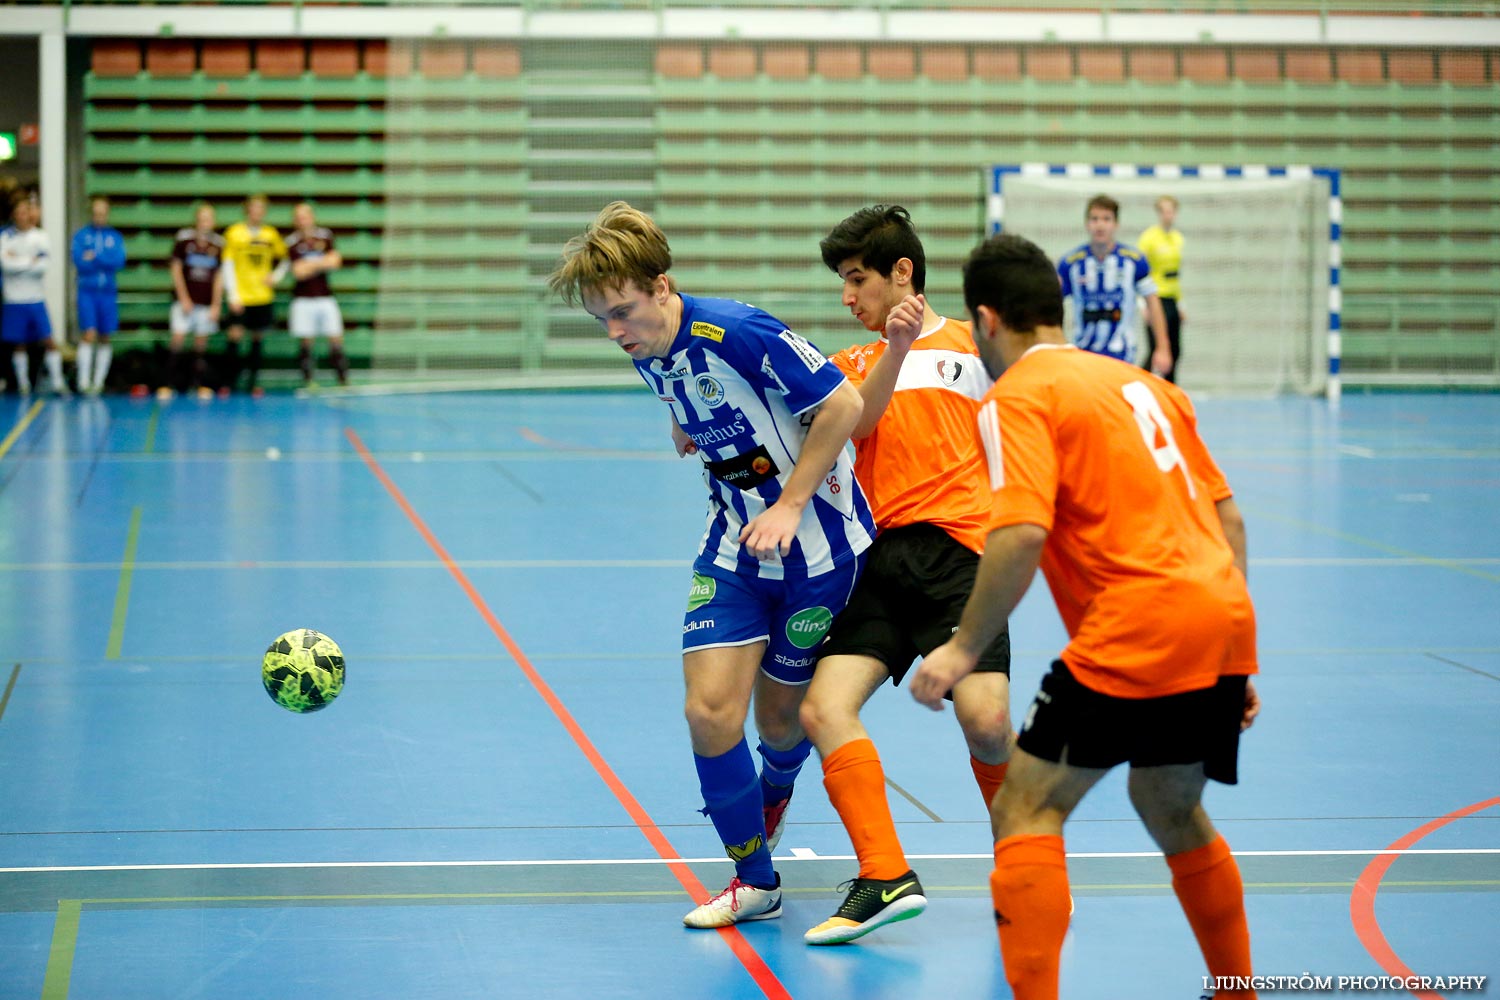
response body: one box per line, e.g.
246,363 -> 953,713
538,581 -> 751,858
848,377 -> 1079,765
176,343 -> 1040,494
683,876 -> 782,929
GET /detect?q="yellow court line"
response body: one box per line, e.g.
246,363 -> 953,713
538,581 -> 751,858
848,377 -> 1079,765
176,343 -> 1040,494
0,399 -> 45,461
105,506 -> 143,660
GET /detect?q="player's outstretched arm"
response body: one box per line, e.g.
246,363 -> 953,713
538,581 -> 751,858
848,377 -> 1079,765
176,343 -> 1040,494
849,292 -> 924,440
911,522 -> 1047,710
738,380 -> 863,560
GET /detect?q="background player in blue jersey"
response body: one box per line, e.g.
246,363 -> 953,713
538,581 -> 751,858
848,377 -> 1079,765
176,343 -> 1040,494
71,196 -> 127,395
549,201 -> 874,929
1058,194 -> 1173,378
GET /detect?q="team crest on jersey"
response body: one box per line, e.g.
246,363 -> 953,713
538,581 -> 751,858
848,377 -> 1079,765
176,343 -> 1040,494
936,359 -> 963,386
696,374 -> 727,407
691,321 -> 726,343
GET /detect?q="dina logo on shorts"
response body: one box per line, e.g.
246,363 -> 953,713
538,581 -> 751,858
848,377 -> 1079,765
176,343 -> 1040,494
785,606 -> 833,649
687,572 -> 716,611
696,375 -> 727,407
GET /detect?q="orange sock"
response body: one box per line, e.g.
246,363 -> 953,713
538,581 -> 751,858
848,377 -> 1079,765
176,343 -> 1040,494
821,738 -> 909,880
970,756 -> 1009,810
1167,835 -> 1257,1000
990,834 -> 1070,1000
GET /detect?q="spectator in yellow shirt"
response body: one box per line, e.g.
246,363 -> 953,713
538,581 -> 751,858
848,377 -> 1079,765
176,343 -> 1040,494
220,194 -> 288,396
1138,195 -> 1184,384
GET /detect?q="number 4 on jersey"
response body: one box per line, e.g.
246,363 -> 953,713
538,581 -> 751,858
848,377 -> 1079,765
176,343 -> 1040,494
1121,380 -> 1196,500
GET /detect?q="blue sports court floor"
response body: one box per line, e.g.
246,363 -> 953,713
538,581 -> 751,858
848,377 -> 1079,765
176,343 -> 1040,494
0,388 -> 1496,999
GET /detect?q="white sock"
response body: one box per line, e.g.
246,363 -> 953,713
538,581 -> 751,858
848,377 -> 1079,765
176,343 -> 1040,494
93,344 -> 113,391
12,351 -> 30,393
77,341 -> 96,390
45,349 -> 65,390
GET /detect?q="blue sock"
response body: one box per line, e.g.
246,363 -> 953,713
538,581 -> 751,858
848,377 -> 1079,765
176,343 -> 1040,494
758,738 -> 812,805
695,739 -> 776,888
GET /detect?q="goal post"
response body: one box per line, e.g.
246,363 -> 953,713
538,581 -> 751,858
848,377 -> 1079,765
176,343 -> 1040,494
986,163 -> 1341,401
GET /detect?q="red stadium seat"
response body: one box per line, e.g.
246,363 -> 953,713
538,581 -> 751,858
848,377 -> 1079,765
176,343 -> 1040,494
1232,49 -> 1282,83
145,40 -> 197,78
656,44 -> 703,79
814,44 -> 862,80
201,41 -> 252,78
1386,50 -> 1436,85
869,45 -> 916,82
921,45 -> 969,83
473,44 -> 521,79
1182,47 -> 1230,84
1026,47 -> 1074,82
92,41 -> 142,78
309,40 -> 360,78
763,46 -> 810,81
1336,49 -> 1386,85
973,47 -> 1022,81
257,40 -> 306,78
1130,48 -> 1178,84
708,44 -> 757,80
1078,46 -> 1125,82
1437,51 -> 1488,86
1285,48 -> 1334,84
418,42 -> 467,79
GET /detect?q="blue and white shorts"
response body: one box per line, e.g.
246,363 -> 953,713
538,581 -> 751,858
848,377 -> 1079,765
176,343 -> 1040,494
681,553 -> 866,685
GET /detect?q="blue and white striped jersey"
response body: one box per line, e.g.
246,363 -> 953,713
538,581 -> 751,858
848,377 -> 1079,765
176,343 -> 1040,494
635,294 -> 875,582
1057,242 -> 1157,365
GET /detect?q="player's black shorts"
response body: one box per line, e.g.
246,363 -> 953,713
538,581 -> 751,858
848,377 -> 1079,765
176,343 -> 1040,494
819,522 -> 1010,685
1016,660 -> 1247,784
233,303 -> 274,333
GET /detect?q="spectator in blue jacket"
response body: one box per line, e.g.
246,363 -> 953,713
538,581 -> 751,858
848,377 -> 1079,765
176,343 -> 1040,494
71,195 -> 127,394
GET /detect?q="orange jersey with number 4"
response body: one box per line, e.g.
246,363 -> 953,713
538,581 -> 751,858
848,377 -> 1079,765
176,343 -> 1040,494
831,318 -> 993,553
977,344 -> 1257,698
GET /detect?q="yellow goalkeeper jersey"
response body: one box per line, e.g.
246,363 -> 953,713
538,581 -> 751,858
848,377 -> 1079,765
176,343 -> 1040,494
1138,224 -> 1183,301
222,222 -> 288,307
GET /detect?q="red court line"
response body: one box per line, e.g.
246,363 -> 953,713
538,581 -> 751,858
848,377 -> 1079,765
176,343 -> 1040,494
345,427 -> 793,1000
1350,795 -> 1500,999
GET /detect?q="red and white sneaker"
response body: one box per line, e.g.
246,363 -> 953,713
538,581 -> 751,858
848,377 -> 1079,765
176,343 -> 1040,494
682,876 -> 782,929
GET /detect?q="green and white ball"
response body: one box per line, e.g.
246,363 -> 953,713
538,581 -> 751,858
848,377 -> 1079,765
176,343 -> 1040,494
262,628 -> 345,713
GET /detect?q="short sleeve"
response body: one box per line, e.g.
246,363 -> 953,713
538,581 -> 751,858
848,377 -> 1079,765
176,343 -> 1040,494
271,229 -> 289,258
828,346 -> 867,387
1132,253 -> 1156,293
1056,259 -> 1072,296
171,238 -> 186,263
978,388 -> 1058,533
719,310 -> 847,416
1166,386 -> 1233,502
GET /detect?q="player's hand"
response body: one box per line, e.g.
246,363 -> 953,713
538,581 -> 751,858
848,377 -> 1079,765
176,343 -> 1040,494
1240,678 -> 1261,732
1177,306 -> 1186,325
1151,347 -> 1174,379
738,502 -> 801,561
177,296 -> 194,313
229,301 -> 244,315
210,304 -> 222,322
909,639 -> 979,711
292,260 -> 315,281
262,275 -> 277,289
883,293 -> 925,354
671,420 -> 698,457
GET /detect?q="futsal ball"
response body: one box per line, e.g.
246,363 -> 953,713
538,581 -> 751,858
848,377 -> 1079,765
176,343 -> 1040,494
262,628 -> 345,713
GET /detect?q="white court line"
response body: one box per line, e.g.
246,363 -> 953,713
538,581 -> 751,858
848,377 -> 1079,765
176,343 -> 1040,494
4,848 -> 1498,874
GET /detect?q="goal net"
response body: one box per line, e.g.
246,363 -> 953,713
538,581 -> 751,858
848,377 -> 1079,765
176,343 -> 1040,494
987,165 -> 1336,398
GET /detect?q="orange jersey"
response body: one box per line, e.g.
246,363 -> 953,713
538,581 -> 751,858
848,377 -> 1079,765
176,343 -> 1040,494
977,344 -> 1257,698
831,317 -> 993,553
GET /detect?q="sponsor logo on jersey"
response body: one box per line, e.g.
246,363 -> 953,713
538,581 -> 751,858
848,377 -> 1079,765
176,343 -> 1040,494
687,572 -> 716,612
937,359 -> 963,386
688,414 -> 749,448
691,321 -> 726,343
772,652 -> 816,668
661,362 -> 691,380
684,619 -> 716,635
779,330 -> 827,373
696,374 -> 727,407
657,394 -> 677,403
785,606 -> 834,649
760,356 -> 789,395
